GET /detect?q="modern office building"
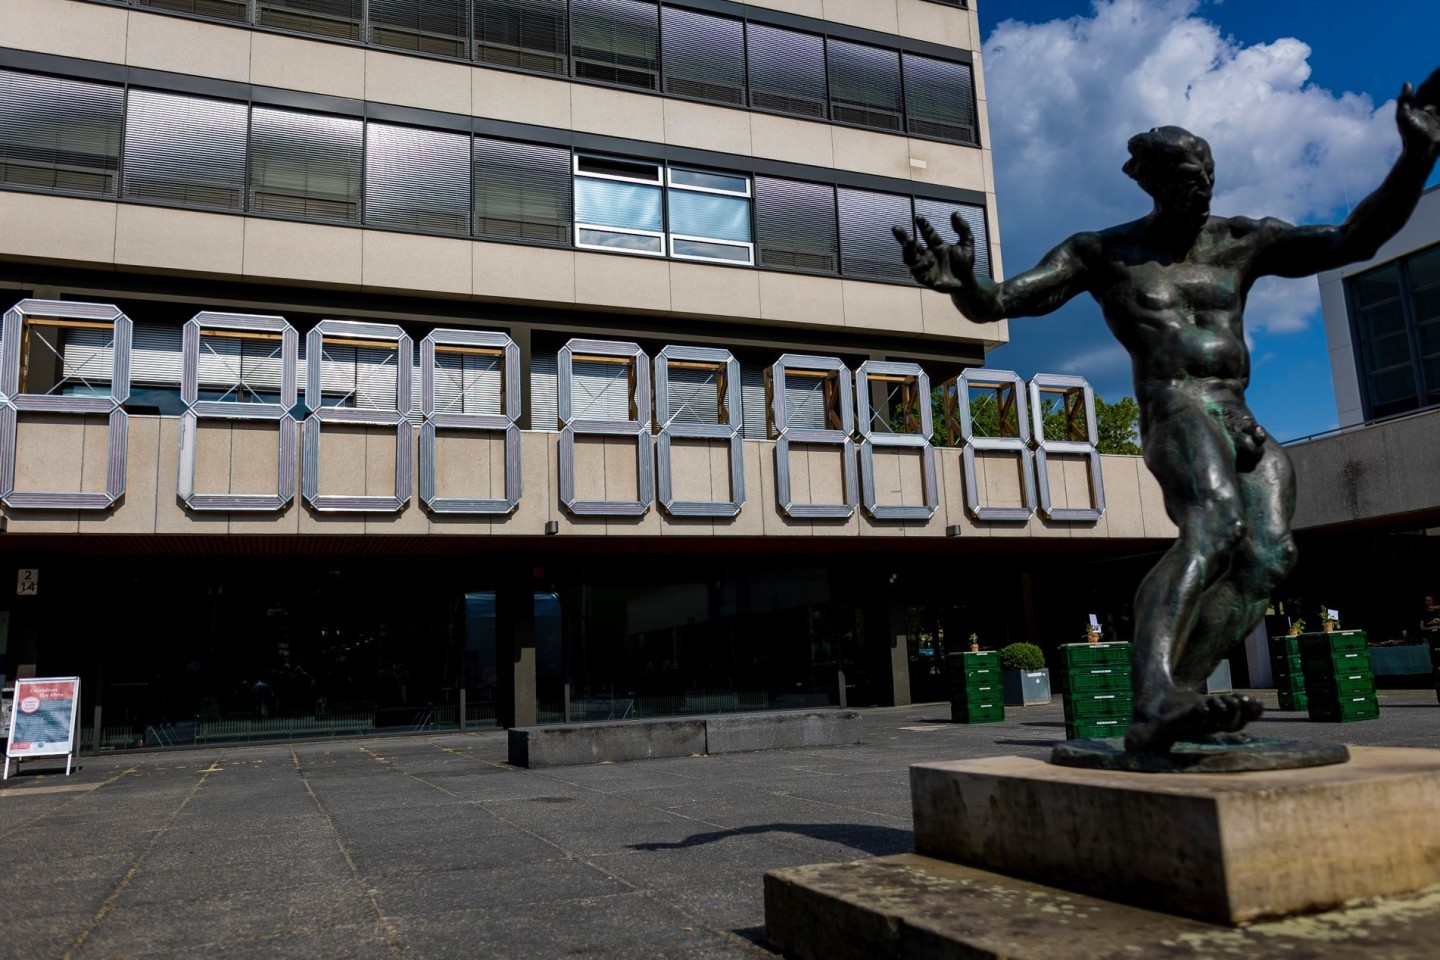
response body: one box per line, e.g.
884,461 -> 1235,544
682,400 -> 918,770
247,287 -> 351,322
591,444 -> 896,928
1276,183 -> 1440,654
0,0 -> 1181,748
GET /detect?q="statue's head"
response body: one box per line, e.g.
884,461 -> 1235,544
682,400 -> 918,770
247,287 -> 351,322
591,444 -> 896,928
1124,126 -> 1214,227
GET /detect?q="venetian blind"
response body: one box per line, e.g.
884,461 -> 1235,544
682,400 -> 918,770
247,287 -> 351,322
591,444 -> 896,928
474,0 -> 568,74
365,123 -> 471,235
472,136 -> 572,245
250,107 -> 363,224
902,54 -> 977,145
660,6 -> 744,107
123,89 -> 248,211
0,70 -> 123,198
570,0 -> 660,91
837,187 -> 913,282
746,23 -> 827,120
754,176 -> 838,275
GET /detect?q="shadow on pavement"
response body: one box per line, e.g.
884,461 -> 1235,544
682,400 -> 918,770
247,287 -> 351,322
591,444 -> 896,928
993,738 -> 1064,748
629,822 -> 912,856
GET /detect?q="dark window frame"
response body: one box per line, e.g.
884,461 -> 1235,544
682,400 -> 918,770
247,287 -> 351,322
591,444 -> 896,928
1346,244 -> 1440,421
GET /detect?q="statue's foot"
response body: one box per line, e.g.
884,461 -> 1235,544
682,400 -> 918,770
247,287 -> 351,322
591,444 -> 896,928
1124,689 -> 1264,754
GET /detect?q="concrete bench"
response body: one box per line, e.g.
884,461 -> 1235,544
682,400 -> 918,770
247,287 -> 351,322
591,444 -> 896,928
507,709 -> 862,768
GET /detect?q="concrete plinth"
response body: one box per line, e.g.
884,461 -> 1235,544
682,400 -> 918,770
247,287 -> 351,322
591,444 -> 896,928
911,746 -> 1440,924
764,854 -> 1440,960
508,709 -> 860,768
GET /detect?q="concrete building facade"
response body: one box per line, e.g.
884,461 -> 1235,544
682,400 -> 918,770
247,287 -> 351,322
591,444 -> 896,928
0,0 -> 1178,748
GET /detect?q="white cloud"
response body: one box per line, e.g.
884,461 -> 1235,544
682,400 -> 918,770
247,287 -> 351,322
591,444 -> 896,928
982,0 -> 1401,339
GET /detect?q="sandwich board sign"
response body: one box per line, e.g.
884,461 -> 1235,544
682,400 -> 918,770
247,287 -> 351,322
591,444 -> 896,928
4,677 -> 79,779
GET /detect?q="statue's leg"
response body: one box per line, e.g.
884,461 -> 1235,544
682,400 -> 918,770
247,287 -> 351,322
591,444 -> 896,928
1124,413 -> 1252,753
1174,439 -> 1297,688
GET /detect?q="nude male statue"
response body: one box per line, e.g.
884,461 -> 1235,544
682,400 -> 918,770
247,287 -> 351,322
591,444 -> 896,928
895,70 -> 1440,752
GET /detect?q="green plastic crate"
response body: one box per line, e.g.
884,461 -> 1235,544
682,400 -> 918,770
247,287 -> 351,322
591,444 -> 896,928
1062,642 -> 1131,669
1066,717 -> 1128,739
1272,652 -> 1303,675
950,682 -> 1002,704
1297,630 -> 1367,656
1307,694 -> 1379,723
1067,668 -> 1132,695
1269,634 -> 1302,657
946,651 -> 1001,685
951,699 -> 1005,724
1301,650 -> 1373,674
1276,689 -> 1308,712
1306,671 -> 1377,700
1063,693 -> 1132,720
1275,672 -> 1306,694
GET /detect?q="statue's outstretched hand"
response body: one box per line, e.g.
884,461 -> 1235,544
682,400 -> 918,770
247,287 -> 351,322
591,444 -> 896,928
1398,67 -> 1440,157
892,213 -> 977,293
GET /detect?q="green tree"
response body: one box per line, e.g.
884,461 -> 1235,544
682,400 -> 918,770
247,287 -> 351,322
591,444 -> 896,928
893,383 -> 1142,455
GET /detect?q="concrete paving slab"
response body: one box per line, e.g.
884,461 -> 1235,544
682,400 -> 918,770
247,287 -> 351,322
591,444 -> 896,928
0,691 -> 1435,958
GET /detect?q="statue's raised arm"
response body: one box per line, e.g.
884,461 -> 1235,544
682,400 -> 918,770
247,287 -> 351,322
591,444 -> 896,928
892,214 -> 1091,323
1253,67 -> 1440,279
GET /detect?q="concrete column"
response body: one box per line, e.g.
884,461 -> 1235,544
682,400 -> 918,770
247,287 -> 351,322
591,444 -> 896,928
495,567 -> 537,728
887,595 -> 912,707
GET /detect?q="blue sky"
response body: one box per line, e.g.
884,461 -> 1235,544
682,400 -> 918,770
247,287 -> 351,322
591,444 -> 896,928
973,0 -> 1439,441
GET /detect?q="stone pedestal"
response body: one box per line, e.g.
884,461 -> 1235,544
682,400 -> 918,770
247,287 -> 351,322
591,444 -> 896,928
911,747 -> 1440,923
764,747 -> 1440,958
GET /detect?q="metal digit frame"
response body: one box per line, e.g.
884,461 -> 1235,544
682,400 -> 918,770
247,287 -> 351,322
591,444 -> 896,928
653,345 -> 744,518
958,368 -> 1036,522
1028,373 -> 1106,522
178,312 -> 298,511
0,300 -> 131,509
558,338 -> 653,517
770,354 -> 857,519
419,329 -> 521,514
856,361 -> 937,521
302,320 -> 413,512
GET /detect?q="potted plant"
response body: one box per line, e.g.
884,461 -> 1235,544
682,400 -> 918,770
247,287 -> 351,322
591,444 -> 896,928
1288,618 -> 1306,636
999,642 -> 1051,706
1320,608 -> 1340,633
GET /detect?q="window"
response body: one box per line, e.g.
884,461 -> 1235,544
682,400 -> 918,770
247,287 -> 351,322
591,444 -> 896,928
660,6 -> 744,107
826,38 -> 902,132
474,0 -> 568,74
257,0 -> 363,40
573,153 -> 664,254
250,107 -> 363,224
746,23 -> 827,120
913,198 -> 990,278
1350,245 -> 1440,419
570,0 -> 660,91
754,176 -> 837,275
134,0 -> 248,22
365,123 -> 471,235
574,154 -> 753,263
370,0 -> 469,57
903,54 -> 978,145
124,90 -> 248,210
473,137 -> 572,244
667,167 -> 752,264
837,187 -> 913,282
0,70 -> 123,198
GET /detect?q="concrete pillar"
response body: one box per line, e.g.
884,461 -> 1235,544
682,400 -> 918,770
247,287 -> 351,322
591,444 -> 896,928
495,567 -> 537,728
512,324 -> 533,431
888,595 -> 912,707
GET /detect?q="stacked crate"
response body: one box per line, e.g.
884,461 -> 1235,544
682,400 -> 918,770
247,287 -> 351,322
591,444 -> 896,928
947,650 -> 1005,724
1062,642 -> 1132,739
1269,633 -> 1308,711
1299,630 -> 1380,723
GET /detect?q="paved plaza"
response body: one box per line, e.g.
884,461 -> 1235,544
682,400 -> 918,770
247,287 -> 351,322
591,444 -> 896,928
2,689 -> 1437,959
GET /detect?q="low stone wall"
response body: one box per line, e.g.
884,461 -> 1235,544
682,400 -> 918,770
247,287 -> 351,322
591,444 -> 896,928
508,709 -> 861,768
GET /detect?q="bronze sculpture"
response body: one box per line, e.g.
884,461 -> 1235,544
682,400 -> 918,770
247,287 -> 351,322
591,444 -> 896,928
895,70 -> 1440,753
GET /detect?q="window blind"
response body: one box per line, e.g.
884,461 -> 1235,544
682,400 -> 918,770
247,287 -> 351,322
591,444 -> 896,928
826,38 -> 902,132
837,187 -> 913,282
0,70 -> 123,198
474,0 -> 568,74
746,23 -> 827,120
250,107 -> 363,224
913,197 -> 991,279
903,54 -> 977,145
660,6 -> 744,107
570,0 -> 660,91
134,0 -> 248,22
123,89 -> 247,211
365,123 -> 471,235
754,176 -> 837,275
370,0 -> 469,58
257,0 -> 363,41
473,136 -> 572,244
